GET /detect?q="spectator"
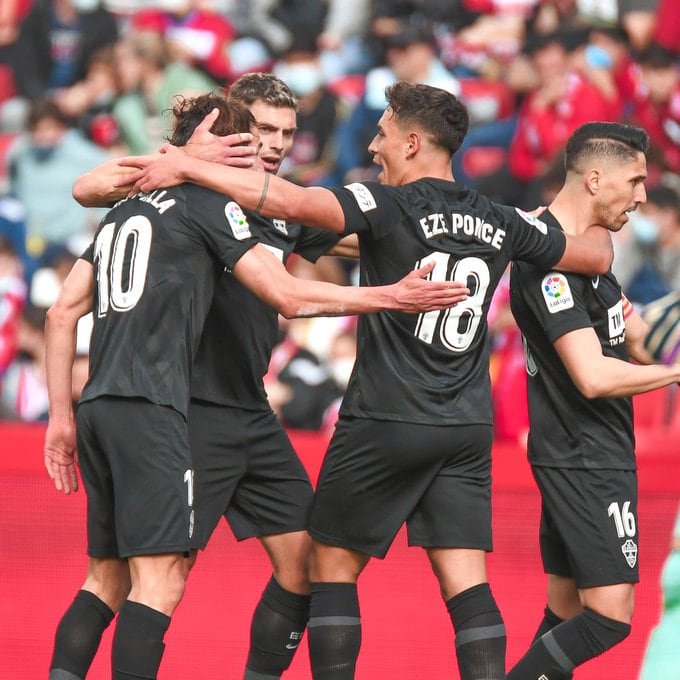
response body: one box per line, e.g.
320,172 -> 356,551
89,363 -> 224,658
10,0 -> 119,101
6,98 -> 108,258
0,236 -> 26,378
265,316 -> 342,431
333,20 -> 460,184
612,185 -> 680,305
477,30 -> 615,209
274,48 -> 347,186
131,0 -> 237,84
0,304 -> 49,421
111,32 -> 215,154
630,45 -> 680,176
52,46 -> 121,149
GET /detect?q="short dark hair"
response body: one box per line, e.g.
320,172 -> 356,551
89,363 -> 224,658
565,122 -> 649,174
636,45 -> 676,69
169,92 -> 255,147
228,72 -> 299,111
27,99 -> 70,130
384,81 -> 469,156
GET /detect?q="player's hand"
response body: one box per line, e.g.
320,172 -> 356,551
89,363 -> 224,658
44,417 -> 79,494
393,261 -> 469,313
119,146 -> 188,195
185,108 -> 258,168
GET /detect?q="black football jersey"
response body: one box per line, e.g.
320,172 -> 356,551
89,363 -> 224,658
190,221 -> 340,409
79,184 -> 259,416
510,211 -> 635,470
328,178 -> 567,425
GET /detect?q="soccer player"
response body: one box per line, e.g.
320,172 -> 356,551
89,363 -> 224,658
72,73 -> 362,680
120,81 -> 614,679
508,122 -> 680,679
43,93 -> 467,680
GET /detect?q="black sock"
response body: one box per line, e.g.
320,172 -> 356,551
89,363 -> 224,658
446,583 -> 506,680
507,607 -> 631,680
532,605 -> 565,643
244,576 -> 310,679
50,589 -> 115,679
308,582 -> 361,680
111,601 -> 171,680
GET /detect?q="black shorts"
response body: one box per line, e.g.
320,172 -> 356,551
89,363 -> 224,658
188,401 -> 313,549
532,466 -> 640,588
76,397 -> 193,559
308,417 -> 493,558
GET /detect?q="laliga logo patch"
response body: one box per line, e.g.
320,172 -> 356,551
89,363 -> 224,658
541,273 -> 574,313
515,207 -> 548,234
225,201 -> 252,240
345,182 -> 377,212
622,539 -> 637,568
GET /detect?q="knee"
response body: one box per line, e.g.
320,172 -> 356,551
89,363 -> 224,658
130,556 -> 187,616
84,559 -> 131,612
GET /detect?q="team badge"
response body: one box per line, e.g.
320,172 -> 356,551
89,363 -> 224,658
345,182 -> 377,212
515,207 -> 548,234
273,219 -> 288,235
224,201 -> 252,240
541,273 -> 574,313
622,539 -> 637,568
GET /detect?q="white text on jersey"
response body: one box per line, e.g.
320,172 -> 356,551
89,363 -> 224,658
419,212 -> 506,250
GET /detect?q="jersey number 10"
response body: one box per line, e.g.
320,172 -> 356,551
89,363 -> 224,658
94,217 -> 152,318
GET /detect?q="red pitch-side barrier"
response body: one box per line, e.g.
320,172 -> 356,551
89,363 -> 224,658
1,417 -> 678,679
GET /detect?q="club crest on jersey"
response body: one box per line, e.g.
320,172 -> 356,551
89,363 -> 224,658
622,539 -> 637,568
345,182 -> 377,212
541,273 -> 574,313
515,207 -> 548,234
224,201 -> 252,240
272,219 -> 288,235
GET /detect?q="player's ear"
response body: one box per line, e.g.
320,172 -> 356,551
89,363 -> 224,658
585,168 -> 601,195
405,132 -> 420,158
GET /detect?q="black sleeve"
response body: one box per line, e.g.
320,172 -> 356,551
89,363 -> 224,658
294,225 -> 342,262
504,206 -> 567,270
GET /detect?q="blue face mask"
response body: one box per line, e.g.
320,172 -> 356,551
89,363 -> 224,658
30,145 -> 57,163
274,63 -> 323,97
629,212 -> 658,245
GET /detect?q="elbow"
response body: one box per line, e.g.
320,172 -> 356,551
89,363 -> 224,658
72,177 -> 88,206
574,376 -> 606,400
262,290 -> 298,319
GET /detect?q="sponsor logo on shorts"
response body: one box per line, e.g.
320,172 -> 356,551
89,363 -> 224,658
272,219 -> 288,234
541,273 -> 574,313
189,509 -> 194,539
538,675 -> 549,680
515,207 -> 548,234
345,182 -> 377,212
592,275 -> 600,289
622,539 -> 637,568
225,201 -> 252,240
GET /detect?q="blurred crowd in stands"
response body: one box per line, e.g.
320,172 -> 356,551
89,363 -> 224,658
0,0 -> 678,436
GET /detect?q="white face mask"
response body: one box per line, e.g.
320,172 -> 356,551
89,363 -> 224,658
70,0 -> 100,12
330,358 -> 354,389
629,212 -> 659,245
273,62 -> 323,97
153,0 -> 191,12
